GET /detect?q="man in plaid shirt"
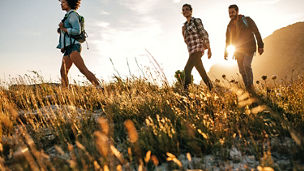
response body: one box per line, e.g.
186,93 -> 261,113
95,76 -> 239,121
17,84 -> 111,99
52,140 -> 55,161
182,4 -> 213,91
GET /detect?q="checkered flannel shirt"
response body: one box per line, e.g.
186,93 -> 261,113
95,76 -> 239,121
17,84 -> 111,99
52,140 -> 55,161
183,17 -> 210,55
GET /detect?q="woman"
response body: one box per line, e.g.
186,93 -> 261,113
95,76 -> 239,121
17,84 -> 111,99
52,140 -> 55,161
57,0 -> 100,87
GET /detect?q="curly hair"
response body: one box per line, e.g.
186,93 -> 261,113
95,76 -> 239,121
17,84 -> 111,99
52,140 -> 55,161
66,0 -> 81,10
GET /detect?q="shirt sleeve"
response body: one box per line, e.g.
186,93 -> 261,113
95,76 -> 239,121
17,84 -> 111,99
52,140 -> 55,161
247,17 -> 264,48
195,18 -> 210,45
67,12 -> 81,36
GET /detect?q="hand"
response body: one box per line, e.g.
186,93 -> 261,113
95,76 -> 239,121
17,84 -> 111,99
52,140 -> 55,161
224,51 -> 228,60
59,22 -> 67,32
224,53 -> 228,60
258,48 -> 264,55
207,49 -> 212,59
59,22 -> 64,29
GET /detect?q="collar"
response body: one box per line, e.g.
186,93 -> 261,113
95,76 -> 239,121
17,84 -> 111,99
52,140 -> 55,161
66,9 -> 76,15
228,15 -> 244,27
184,17 -> 195,25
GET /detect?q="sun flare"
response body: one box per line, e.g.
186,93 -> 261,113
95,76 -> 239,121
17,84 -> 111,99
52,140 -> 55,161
226,45 -> 235,59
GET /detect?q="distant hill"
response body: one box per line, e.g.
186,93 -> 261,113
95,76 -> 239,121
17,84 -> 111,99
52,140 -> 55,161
209,22 -> 304,82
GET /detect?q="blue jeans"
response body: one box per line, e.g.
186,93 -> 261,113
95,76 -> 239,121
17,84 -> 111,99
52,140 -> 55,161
236,53 -> 254,88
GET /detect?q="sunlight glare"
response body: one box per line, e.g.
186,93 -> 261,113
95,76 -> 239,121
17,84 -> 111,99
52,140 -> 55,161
227,45 -> 235,59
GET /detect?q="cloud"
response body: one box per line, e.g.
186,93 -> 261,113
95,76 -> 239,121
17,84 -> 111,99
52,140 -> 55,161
94,16 -> 162,56
172,0 -> 181,3
118,0 -> 161,14
255,0 -> 281,4
99,10 -> 110,15
97,21 -> 110,28
87,0 -> 183,80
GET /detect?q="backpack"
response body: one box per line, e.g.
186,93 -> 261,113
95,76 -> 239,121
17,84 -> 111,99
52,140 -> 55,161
192,18 -> 208,49
62,11 -> 87,43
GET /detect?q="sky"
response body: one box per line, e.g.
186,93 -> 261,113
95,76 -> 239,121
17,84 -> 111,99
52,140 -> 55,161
0,0 -> 303,85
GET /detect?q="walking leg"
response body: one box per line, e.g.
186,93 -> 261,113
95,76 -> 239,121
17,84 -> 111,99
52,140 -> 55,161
184,53 -> 196,90
193,52 -> 213,90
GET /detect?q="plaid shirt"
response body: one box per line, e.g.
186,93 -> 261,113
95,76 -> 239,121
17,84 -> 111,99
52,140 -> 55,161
183,17 -> 210,55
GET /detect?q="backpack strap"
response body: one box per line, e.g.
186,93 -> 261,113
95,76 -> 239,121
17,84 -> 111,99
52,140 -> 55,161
193,18 -> 204,40
62,11 -> 78,50
241,16 -> 249,28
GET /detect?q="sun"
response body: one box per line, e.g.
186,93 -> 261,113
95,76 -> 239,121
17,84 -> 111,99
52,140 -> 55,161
223,45 -> 237,65
226,45 -> 235,59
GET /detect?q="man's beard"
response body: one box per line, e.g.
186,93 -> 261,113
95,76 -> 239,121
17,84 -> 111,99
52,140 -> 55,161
230,15 -> 237,20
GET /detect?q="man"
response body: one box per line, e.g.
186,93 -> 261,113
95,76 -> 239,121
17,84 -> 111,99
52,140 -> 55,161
224,4 -> 264,90
182,4 -> 213,91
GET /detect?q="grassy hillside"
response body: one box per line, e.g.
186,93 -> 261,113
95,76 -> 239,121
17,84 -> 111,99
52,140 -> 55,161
0,74 -> 304,170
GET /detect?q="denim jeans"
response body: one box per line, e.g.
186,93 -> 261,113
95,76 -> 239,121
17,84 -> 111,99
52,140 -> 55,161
184,51 -> 213,90
63,44 -> 82,56
236,53 -> 254,88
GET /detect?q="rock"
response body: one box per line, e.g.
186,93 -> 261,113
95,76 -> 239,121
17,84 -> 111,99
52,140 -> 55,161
229,147 -> 242,162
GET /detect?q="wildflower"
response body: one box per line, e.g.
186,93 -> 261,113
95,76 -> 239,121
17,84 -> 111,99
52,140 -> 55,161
261,75 -> 267,80
124,120 -> 138,143
144,150 -> 151,163
151,155 -> 159,166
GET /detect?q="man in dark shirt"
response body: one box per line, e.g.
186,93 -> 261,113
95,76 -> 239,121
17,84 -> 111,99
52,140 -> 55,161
224,4 -> 264,90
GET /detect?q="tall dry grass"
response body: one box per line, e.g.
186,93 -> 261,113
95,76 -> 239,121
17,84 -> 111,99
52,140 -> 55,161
0,73 -> 303,170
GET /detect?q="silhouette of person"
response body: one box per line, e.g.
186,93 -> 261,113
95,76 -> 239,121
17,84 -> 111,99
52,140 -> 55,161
224,4 -> 264,90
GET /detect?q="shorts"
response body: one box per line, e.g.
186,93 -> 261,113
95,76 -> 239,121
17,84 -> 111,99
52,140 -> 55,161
63,44 -> 82,56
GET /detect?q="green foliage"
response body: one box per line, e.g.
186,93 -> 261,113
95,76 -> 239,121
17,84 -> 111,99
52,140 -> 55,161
174,70 -> 193,87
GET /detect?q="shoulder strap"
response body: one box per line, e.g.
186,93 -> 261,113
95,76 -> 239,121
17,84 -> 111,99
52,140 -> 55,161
193,18 -> 199,29
241,16 -> 249,28
193,18 -> 204,39
62,11 -> 78,48
62,11 -> 79,22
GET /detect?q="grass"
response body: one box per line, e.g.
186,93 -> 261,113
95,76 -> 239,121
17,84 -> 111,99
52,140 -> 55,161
0,73 -> 303,170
